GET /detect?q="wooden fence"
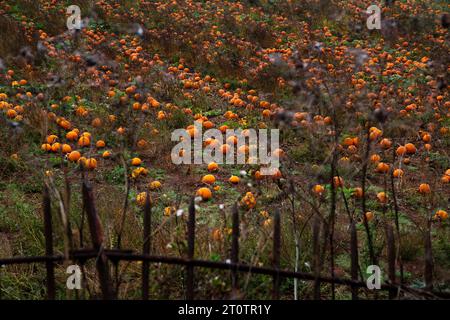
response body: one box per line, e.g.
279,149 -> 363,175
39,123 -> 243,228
0,182 -> 446,300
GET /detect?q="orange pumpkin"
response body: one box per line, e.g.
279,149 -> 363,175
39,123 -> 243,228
68,151 -> 81,162
78,136 -> 90,147
396,146 -> 406,156
61,144 -> 72,154
312,184 -> 325,195
96,140 -> 106,148
46,135 -> 58,144
405,143 -> 417,154
131,157 -> 142,166
377,192 -> 388,203
353,187 -> 363,198
379,138 -> 392,149
196,187 -> 212,201
435,210 -> 448,220
207,162 -> 219,172
51,143 -> 61,152
41,143 -> 52,152
418,183 -> 431,194
84,158 -> 97,170
364,211 -> 374,222
201,174 -> 216,184
375,162 -> 390,173
149,181 -> 162,190
229,175 -> 240,184
393,169 -> 404,178
66,131 -> 78,141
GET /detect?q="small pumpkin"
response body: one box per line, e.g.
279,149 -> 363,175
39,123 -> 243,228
393,169 -> 404,178
68,151 -> 81,162
196,187 -> 212,201
418,183 -> 431,194
201,174 -> 216,185
405,143 -> 417,154
96,140 -> 106,148
435,210 -> 448,220
364,211 -> 374,222
84,158 -> 97,170
377,192 -> 388,203
229,175 -> 240,184
149,180 -> 162,190
131,157 -> 142,166
312,184 -> 325,195
207,162 -> 219,172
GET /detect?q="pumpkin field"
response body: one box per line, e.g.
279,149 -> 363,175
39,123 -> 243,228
0,0 -> 449,300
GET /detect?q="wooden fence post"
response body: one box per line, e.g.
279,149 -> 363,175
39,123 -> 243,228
43,185 -> 55,300
142,192 -> 152,300
424,220 -> 433,291
312,215 -> 321,300
387,224 -> 397,299
272,210 -> 281,300
350,221 -> 359,300
231,203 -> 240,296
82,182 -> 114,299
186,198 -> 195,299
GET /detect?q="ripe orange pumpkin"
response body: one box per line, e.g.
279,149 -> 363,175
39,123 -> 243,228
396,146 -> 406,156
96,140 -> 106,148
6,109 -> 17,118
131,157 -> 142,166
229,175 -> 240,184
61,144 -> 72,154
377,192 -> 388,203
405,143 -> 417,154
422,133 -> 431,143
254,170 -> 263,180
435,210 -> 448,220
136,192 -> 148,206
149,181 -> 162,190
201,174 -> 216,184
84,158 -> 97,170
375,162 -> 390,173
364,211 -> 374,222
51,143 -> 61,152
380,138 -> 392,149
66,131 -> 78,141
78,136 -> 90,147
207,162 -> 219,172
418,183 -> 431,194
68,151 -> 81,162
312,184 -> 325,195
196,187 -> 212,201
370,154 -> 381,163
353,187 -> 363,198
273,148 -> 284,158
203,121 -> 214,129
92,118 -> 102,127
46,135 -> 58,144
393,169 -> 404,178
